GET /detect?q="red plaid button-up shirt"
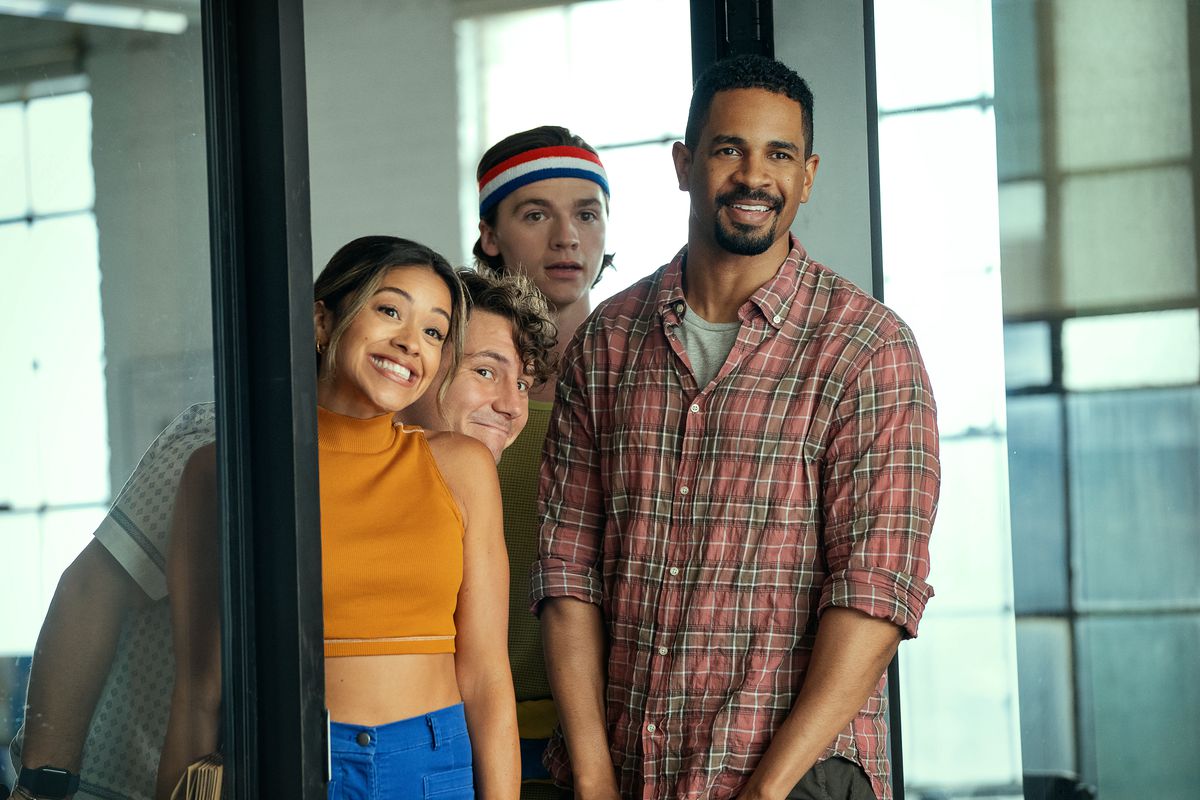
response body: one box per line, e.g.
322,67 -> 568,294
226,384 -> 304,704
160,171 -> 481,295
531,238 -> 939,800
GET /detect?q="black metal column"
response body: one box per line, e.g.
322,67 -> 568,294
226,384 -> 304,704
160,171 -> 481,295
690,0 -> 774,81
202,0 -> 324,798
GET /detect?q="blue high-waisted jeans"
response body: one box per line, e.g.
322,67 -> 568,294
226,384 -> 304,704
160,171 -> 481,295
328,703 -> 474,800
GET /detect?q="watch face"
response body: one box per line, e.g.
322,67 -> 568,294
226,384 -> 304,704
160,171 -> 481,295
21,766 -> 77,799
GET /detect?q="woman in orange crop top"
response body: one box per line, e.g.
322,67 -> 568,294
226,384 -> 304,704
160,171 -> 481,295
158,237 -> 519,800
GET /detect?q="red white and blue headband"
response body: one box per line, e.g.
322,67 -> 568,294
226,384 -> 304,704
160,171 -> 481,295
478,145 -> 610,218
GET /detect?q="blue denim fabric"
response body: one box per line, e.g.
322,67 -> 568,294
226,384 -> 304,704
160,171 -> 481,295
328,703 -> 474,800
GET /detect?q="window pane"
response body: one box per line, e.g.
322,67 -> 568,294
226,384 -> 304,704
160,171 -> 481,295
459,0 -> 689,149
1,13 -> 216,799
592,142 -> 689,305
879,108 -> 1001,279
0,102 -> 27,219
1061,167 -> 1196,310
930,436 -> 1016,612
1002,321 -> 1052,390
901,436 -> 1022,791
1068,387 -> 1200,607
900,612 -> 1023,789
992,0 -> 1041,180
1054,0 -> 1191,170
997,180 -> 1049,317
878,108 -> 1006,436
873,0 -> 994,112
1006,395 -> 1068,613
0,221 -> 41,509
1062,309 -> 1200,391
1014,618 -> 1076,775
1076,615 -> 1200,797
27,91 -> 95,215
0,513 -> 43,655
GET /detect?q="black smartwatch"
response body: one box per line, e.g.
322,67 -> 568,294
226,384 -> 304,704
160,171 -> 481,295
17,766 -> 80,799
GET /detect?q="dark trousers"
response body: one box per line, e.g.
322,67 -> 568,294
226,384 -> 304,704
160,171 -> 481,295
785,757 -> 877,800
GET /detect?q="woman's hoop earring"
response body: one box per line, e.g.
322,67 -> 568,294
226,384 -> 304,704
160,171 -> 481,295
316,339 -> 326,355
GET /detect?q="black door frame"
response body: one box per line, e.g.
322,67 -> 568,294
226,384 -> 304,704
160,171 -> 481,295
203,0 -> 326,797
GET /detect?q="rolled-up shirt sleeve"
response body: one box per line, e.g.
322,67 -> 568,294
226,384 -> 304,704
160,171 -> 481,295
530,326 -> 608,614
819,325 -> 940,638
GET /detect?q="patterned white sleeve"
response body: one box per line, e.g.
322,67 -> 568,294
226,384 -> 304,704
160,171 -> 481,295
93,402 -> 217,602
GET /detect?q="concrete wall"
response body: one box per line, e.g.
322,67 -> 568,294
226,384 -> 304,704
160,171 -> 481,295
303,0 -> 462,270
86,25 -> 213,487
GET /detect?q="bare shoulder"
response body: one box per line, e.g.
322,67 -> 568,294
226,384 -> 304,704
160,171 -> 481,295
422,430 -> 497,484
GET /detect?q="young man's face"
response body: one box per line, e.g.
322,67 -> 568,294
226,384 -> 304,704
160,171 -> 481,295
479,177 -> 607,311
673,88 -> 819,257
403,310 -> 530,462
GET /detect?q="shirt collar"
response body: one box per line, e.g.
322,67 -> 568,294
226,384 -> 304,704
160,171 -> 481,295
656,235 -> 809,330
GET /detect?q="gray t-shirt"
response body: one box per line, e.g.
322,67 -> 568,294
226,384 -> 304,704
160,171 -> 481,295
675,302 -> 741,388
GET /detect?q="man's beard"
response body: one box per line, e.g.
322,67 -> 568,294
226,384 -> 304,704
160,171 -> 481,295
714,217 -> 778,256
713,190 -> 783,256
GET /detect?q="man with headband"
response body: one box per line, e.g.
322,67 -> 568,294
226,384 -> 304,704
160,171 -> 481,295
470,126 -> 612,800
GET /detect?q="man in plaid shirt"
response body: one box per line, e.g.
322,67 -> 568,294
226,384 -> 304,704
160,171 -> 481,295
531,55 -> 939,800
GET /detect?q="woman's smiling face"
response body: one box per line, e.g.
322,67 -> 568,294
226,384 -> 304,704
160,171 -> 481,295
315,264 -> 454,418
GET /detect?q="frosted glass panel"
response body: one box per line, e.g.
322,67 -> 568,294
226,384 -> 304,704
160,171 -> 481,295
1014,619 -> 1075,774
1006,395 -> 1068,614
1061,167 -> 1196,309
1054,0 -> 1191,170
1077,615 -> 1200,798
879,108 -> 1001,279
1002,321 -> 1052,390
592,142 -> 688,305
1068,387 -> 1200,607
0,514 -> 42,656
997,180 -> 1049,317
0,221 -> 40,509
873,0 -> 994,112
27,92 -> 95,215
459,0 -> 689,150
29,213 -> 105,363
900,612 -> 1023,788
992,0 -> 1041,180
1063,309 -> 1200,391
0,102 -> 26,219
928,436 -> 1015,613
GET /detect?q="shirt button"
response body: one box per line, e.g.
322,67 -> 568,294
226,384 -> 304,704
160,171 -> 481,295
356,732 -> 371,746
689,403 -> 700,413
646,723 -> 656,733
669,566 -> 680,577
658,646 -> 668,655
679,486 -> 689,495
773,314 -> 782,324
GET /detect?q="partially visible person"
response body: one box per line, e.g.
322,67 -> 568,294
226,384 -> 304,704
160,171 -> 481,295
405,270 -> 557,463
10,260 -> 555,800
158,236 -> 519,800
470,126 -> 611,798
9,405 -> 214,800
534,56 -> 939,800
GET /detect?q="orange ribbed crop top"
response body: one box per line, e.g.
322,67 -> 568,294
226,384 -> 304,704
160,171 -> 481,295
318,406 -> 464,657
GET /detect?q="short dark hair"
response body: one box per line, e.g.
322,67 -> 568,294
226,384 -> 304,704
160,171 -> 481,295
457,269 -> 558,388
473,125 -> 614,286
684,55 -> 815,158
